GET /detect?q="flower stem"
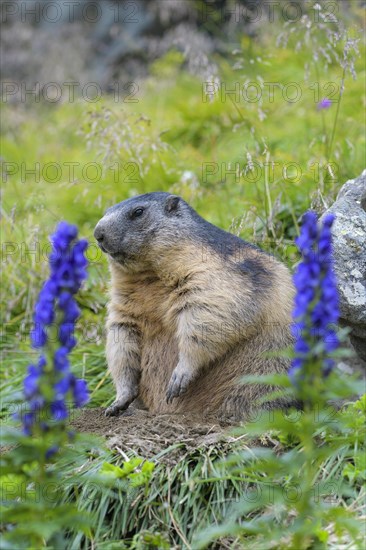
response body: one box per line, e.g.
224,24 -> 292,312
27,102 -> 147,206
327,66 -> 346,164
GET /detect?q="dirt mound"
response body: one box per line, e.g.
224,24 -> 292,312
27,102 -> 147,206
71,407 -> 243,463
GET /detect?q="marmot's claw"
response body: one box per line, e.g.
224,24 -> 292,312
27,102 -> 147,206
105,404 -> 121,417
166,371 -> 189,404
105,400 -> 128,417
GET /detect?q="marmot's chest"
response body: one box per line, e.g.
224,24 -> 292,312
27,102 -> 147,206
127,278 -> 178,336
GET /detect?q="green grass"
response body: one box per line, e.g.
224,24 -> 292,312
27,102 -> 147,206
52,399 -> 366,549
59,437 -> 248,549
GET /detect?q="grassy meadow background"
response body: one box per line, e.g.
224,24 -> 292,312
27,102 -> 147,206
1,1 -> 365,547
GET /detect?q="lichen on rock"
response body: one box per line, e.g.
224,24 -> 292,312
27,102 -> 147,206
321,169 -> 366,364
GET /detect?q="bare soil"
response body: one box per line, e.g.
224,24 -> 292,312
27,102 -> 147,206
71,407 -> 243,463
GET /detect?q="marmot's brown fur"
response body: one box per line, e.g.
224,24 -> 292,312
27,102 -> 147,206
94,192 -> 295,420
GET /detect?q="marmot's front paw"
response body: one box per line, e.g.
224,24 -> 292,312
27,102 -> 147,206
105,399 -> 130,417
166,365 -> 194,404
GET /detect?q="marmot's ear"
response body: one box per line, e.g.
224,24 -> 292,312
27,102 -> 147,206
165,195 -> 180,214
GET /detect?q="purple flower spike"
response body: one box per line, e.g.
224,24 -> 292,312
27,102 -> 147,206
290,212 -> 339,385
22,222 -> 89,438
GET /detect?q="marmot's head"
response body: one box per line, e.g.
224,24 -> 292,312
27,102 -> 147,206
94,192 -> 192,267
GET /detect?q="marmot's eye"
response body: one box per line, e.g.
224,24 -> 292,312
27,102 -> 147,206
132,207 -> 144,219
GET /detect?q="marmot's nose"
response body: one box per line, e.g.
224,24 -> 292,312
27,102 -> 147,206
94,223 -> 104,243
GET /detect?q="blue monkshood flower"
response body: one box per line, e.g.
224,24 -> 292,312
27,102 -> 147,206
53,374 -> 89,407
295,211 -> 318,250
30,326 -> 48,349
289,212 -> 339,386
58,291 -> 72,308
62,300 -> 80,323
54,374 -> 74,398
34,300 -> 55,325
24,365 -> 42,399
51,400 -> 68,421
22,412 -> 35,436
21,356 -> 46,404
59,322 -> 77,350
50,221 -> 78,252
22,221 -> 89,438
45,445 -> 59,459
54,347 -> 70,371
73,379 -> 89,408
317,98 -> 332,110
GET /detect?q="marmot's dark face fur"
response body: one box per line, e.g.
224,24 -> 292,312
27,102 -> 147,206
95,192 -> 297,419
94,192 -> 189,268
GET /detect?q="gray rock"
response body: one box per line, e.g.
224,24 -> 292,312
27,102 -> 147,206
321,169 -> 366,363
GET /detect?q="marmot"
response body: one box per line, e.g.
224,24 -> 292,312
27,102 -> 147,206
94,192 -> 295,420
